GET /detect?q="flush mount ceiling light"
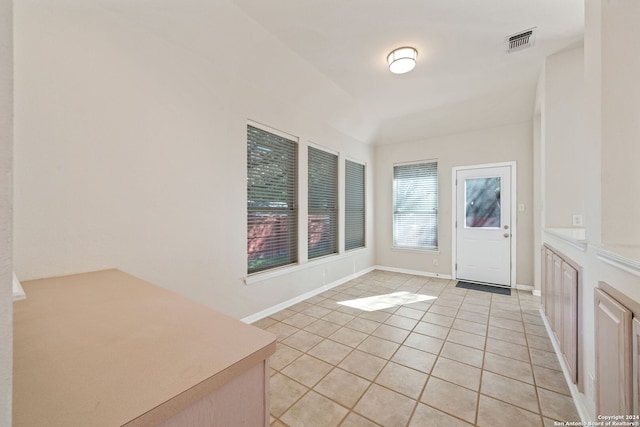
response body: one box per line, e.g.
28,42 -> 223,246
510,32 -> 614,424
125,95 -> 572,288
387,47 -> 418,74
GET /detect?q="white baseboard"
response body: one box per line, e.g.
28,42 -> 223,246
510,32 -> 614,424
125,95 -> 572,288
243,265 -> 452,324
538,307 -> 592,423
241,266 -> 376,324
532,289 -> 541,297
374,265 -> 453,280
514,283 -> 535,293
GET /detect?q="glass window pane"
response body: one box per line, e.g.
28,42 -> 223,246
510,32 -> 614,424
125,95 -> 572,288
345,160 -> 365,251
392,162 -> 438,249
308,146 -> 338,259
465,177 -> 501,228
247,125 -> 298,274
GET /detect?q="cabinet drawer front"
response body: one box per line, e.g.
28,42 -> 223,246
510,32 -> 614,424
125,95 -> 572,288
561,262 -> 578,383
594,287 -> 633,416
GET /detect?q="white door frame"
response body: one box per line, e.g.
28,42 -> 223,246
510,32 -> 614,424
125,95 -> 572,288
451,161 -> 517,286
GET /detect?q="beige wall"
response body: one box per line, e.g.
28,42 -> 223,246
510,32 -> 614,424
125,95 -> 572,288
533,114 -> 542,289
13,2 -> 374,319
543,46 -> 586,228
584,0 -> 602,246
0,0 -> 13,423
601,0 -> 640,246
533,68 -> 546,290
374,121 -> 534,287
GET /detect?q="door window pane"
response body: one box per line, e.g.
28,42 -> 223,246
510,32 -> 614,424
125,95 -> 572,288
465,177 -> 501,228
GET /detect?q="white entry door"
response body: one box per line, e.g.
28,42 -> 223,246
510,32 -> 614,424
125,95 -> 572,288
455,165 -> 512,287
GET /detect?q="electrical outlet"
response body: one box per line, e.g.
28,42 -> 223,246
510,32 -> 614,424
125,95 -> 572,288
572,214 -> 584,227
518,203 -> 525,212
432,259 -> 439,266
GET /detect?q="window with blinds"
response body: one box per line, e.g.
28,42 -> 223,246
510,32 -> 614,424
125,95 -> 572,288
393,161 -> 438,249
345,160 -> 365,251
247,125 -> 298,274
308,146 -> 338,259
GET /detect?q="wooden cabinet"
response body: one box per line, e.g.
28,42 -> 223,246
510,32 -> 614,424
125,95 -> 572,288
561,261 -> 578,384
13,270 -> 277,427
544,247 -> 556,329
540,245 -> 579,386
553,254 -> 564,346
594,287 -> 633,416
633,317 -> 640,415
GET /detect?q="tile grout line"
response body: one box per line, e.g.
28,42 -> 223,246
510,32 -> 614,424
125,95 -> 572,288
351,274 -> 436,425
519,289 -> 551,426
263,271 -> 573,427
355,275 -> 459,426
271,273 -> 424,426
400,277 -> 454,427
409,279 -> 474,427
473,290 -> 493,426
342,273 -> 428,427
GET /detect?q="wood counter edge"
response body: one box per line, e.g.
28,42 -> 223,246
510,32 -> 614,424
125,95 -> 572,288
125,339 -> 276,426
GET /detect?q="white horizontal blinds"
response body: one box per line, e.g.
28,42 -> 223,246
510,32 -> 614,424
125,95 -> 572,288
308,146 -> 338,259
345,160 -> 365,251
393,161 -> 438,249
247,125 -> 298,274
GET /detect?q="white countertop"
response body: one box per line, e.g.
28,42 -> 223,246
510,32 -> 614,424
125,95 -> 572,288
594,244 -> 640,277
545,228 -> 587,250
544,228 -> 640,276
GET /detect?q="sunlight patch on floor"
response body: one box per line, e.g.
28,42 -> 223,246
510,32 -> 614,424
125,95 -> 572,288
337,291 -> 437,312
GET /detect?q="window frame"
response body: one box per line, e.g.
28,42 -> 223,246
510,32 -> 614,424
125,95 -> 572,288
246,123 -> 299,275
392,160 -> 439,251
344,159 -> 366,251
307,144 -> 339,260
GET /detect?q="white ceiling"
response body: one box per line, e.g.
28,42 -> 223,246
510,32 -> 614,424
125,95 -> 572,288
230,0 -> 584,144
81,0 -> 584,144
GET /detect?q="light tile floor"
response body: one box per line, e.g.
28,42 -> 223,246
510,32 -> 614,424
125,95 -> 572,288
253,270 -> 580,427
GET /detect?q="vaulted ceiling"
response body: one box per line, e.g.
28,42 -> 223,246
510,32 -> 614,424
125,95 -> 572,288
231,0 -> 584,144
69,0 -> 584,145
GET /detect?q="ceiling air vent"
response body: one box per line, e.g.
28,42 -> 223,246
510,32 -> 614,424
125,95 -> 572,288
506,27 -> 536,53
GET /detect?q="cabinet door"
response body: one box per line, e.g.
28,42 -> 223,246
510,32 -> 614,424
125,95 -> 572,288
552,254 -> 564,345
544,249 -> 555,327
594,288 -> 632,416
634,317 -> 640,416
541,246 -> 547,313
561,261 -> 578,384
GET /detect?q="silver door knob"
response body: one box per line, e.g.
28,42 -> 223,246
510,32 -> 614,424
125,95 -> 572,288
504,225 -> 509,230
503,233 -> 510,238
